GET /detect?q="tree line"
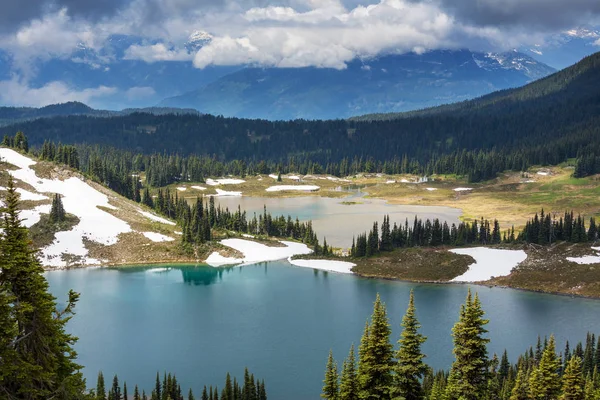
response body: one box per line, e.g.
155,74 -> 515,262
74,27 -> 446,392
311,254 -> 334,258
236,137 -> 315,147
350,209 -> 598,257
94,369 -> 266,400
322,290 -> 600,399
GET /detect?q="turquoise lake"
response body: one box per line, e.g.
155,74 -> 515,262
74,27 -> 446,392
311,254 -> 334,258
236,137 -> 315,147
47,262 -> 600,399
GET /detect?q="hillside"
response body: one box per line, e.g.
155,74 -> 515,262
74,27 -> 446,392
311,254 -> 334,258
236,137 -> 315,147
160,50 -> 554,120
0,52 -> 597,173
0,148 -> 198,268
0,101 -> 201,127
352,51 -> 600,121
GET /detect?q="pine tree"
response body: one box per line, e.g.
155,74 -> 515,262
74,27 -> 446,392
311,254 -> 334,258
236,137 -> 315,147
357,294 -> 394,399
393,290 -> 428,400
561,356 -> 584,400
529,335 -> 561,400
340,344 -> 358,400
97,371 -> 107,400
510,363 -> 530,400
0,177 -> 88,398
446,290 -> 490,400
322,350 -> 340,399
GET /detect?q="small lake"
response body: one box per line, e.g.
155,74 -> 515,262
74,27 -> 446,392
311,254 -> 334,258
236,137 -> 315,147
215,195 -> 462,247
48,263 -> 600,399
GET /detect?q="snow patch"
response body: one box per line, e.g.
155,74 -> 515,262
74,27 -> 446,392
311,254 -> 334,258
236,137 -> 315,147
0,148 -> 131,268
191,186 -> 206,190
138,210 -> 176,226
450,247 -> 527,282
214,188 -> 242,197
269,174 -> 279,179
266,185 -> 320,192
206,178 -> 245,186
206,238 -> 312,267
536,171 -> 549,176
20,204 -> 51,228
453,187 -> 473,192
142,232 -> 175,242
426,188 -> 438,191
287,258 -> 355,274
386,180 -> 396,184
176,187 -> 187,191
16,188 -> 47,201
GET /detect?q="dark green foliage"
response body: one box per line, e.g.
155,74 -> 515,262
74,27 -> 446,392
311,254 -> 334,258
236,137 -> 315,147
445,290 -> 490,400
322,350 -> 340,399
49,193 -> 66,223
393,290 -> 427,400
0,178 -> 89,398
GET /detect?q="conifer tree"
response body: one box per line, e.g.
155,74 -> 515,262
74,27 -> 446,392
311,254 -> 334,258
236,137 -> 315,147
509,363 -> 530,400
393,290 -> 428,400
561,356 -> 584,400
0,178 -> 88,398
529,335 -> 561,400
322,350 -> 340,399
445,290 -> 490,400
340,345 -> 358,400
97,372 -> 107,400
357,294 -> 394,399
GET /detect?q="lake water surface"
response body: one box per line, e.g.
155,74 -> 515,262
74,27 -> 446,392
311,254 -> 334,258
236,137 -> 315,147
215,195 -> 462,247
47,263 -> 600,399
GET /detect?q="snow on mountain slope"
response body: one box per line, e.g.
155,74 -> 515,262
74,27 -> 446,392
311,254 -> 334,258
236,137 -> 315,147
0,148 -> 183,268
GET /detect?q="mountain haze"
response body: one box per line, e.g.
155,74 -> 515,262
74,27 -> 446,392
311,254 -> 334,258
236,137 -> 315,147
160,50 -> 555,120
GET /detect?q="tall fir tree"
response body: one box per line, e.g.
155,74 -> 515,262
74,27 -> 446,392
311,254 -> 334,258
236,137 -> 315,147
322,350 -> 340,400
529,335 -> 561,400
445,290 -> 490,400
357,293 -> 394,400
561,356 -> 584,400
0,177 -> 88,398
340,344 -> 358,400
393,290 -> 428,400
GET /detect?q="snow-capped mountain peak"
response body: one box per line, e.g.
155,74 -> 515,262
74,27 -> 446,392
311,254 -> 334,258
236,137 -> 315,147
186,30 -> 213,52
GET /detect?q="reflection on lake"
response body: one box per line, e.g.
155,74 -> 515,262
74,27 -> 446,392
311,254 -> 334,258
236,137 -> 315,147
215,195 -> 462,247
47,263 -> 600,400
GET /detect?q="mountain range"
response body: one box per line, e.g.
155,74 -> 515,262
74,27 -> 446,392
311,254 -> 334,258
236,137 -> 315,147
0,28 -> 598,120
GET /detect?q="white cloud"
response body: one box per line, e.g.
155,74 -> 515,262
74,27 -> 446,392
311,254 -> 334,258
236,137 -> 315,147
0,78 -> 117,107
595,38 -> 600,46
123,43 -> 193,62
125,86 -> 157,100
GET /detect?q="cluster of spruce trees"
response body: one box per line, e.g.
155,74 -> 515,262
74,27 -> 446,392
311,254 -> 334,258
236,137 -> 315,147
1,131 -> 28,153
94,369 -> 266,400
518,210 -> 598,244
323,290 -> 600,400
351,209 -> 599,258
143,188 -> 319,247
38,139 -> 80,169
350,215 -> 504,257
49,193 -> 66,223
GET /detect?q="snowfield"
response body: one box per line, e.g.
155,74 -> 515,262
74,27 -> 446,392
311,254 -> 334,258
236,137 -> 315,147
191,186 -> 206,190
287,258 -> 356,274
16,188 -> 47,201
453,187 -> 473,192
20,204 -> 51,228
142,232 -> 175,242
266,185 -> 320,192
213,189 -> 242,197
176,187 -> 187,191
426,188 -> 438,191
0,148 -> 131,267
138,210 -> 177,226
205,239 -> 312,267
206,178 -> 246,186
450,247 -> 527,282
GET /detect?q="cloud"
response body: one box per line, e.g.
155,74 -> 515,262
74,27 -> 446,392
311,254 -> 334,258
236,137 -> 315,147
0,78 -> 117,107
123,43 -> 193,62
431,0 -> 600,30
125,86 -> 157,100
1,0 -> 600,74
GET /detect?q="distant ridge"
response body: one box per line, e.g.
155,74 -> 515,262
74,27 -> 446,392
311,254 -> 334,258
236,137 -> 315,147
351,51 -> 600,121
0,102 -> 201,126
